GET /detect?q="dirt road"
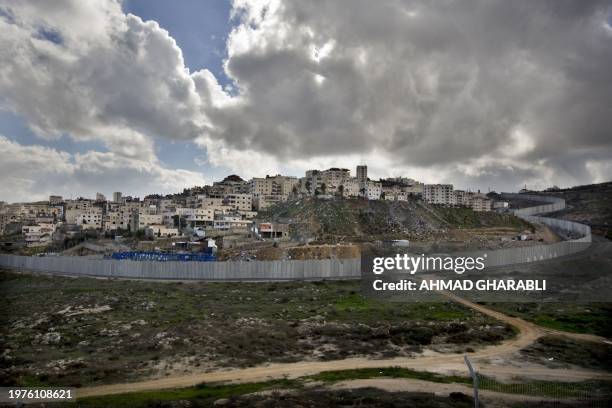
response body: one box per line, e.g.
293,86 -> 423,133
330,378 -> 561,406
77,295 -> 611,398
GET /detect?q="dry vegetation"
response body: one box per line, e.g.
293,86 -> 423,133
0,270 -> 514,387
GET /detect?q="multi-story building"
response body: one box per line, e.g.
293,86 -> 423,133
65,199 -> 94,224
104,208 -> 137,232
22,223 -> 56,246
423,184 -> 455,205
138,212 -> 163,230
197,196 -> 225,208
251,177 -> 281,196
225,193 -> 252,211
250,175 -> 299,196
301,170 -> 325,196
76,208 -> 103,230
342,178 -> 361,198
453,190 -> 492,212
213,215 -> 251,230
470,196 -> 492,212
212,175 -> 250,195
184,208 -> 216,227
453,190 -> 470,207
320,168 -> 350,195
356,165 -> 368,183
49,195 -> 64,205
382,185 -> 409,201
365,181 -> 382,200
112,192 -> 122,203
253,194 -> 284,211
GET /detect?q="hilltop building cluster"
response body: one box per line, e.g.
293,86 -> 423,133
0,165 -> 500,247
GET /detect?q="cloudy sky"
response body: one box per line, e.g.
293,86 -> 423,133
0,0 -> 611,202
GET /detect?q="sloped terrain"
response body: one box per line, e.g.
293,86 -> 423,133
540,182 -> 612,239
261,197 -> 529,243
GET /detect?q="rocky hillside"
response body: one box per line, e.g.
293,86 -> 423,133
540,181 -> 612,239
260,197 -> 528,243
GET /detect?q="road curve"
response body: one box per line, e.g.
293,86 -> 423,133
77,296 -> 612,398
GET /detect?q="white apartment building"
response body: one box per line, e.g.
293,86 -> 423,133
342,178 -> 361,198
423,184 -> 455,205
365,181 -> 382,200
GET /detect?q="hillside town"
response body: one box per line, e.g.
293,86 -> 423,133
0,165 -> 506,249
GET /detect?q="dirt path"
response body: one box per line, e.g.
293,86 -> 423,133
330,378 -> 560,405
77,295 -> 612,398
441,290 -> 611,346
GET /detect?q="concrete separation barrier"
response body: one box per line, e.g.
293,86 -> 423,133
501,193 -> 591,243
0,194 -> 592,280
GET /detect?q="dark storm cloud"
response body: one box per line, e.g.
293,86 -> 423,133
211,0 -> 612,187
0,0 -> 610,197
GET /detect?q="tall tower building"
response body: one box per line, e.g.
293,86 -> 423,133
112,192 -> 122,203
356,165 -> 368,183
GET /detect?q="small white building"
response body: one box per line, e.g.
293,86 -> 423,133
145,224 -> 179,238
22,223 -> 56,246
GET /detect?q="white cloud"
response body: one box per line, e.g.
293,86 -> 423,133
0,136 -> 207,202
0,0 -> 611,199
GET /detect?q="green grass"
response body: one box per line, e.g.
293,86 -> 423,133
308,367 -> 612,399
332,293 -> 469,322
532,313 -> 611,337
71,367 -> 612,407
486,302 -> 612,338
72,379 -> 300,408
308,367 -> 468,384
435,207 -> 529,229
